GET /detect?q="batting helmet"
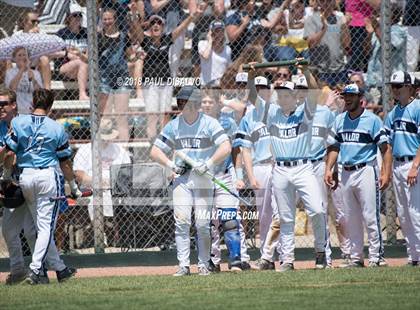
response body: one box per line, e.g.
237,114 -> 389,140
0,180 -> 25,209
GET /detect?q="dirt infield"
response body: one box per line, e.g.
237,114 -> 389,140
0,257 -> 408,282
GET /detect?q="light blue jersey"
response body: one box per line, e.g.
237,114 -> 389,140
0,120 -> 8,147
154,112 -> 229,169
5,115 -> 72,168
233,98 -> 273,164
213,114 -> 237,176
384,99 -> 420,157
267,100 -> 316,161
311,105 -> 336,160
327,109 -> 388,165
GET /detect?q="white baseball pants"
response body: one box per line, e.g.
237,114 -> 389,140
172,172 -> 214,268
210,173 -> 250,264
253,163 -> 276,256
341,163 -> 383,263
272,163 -> 327,264
393,160 -> 420,262
2,204 -> 36,274
19,167 -> 66,274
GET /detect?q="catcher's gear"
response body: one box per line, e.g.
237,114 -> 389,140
0,180 -> 25,209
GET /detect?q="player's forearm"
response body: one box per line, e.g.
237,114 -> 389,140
380,143 -> 393,177
223,98 -> 246,113
209,140 -> 231,166
411,146 -> 420,171
233,148 -> 244,179
241,147 -> 256,180
325,146 -> 339,172
59,159 -> 77,182
150,145 -> 172,168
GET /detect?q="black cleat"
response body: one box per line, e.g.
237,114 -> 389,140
315,252 -> 327,269
56,267 -> 77,283
23,271 -> 50,285
208,260 -> 221,273
241,261 -> 251,270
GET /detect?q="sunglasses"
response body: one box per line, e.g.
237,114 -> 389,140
276,73 -> 290,79
151,20 -> 163,26
391,84 -> 406,89
30,19 -> 40,25
0,100 -> 10,107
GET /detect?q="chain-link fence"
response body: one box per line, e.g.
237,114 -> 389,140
0,0 -> 415,262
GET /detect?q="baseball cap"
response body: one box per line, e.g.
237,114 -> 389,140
176,85 -> 201,102
210,20 -> 225,31
149,15 -> 165,25
388,71 -> 413,85
235,72 -> 248,84
274,81 -> 295,90
295,75 -> 308,89
340,84 -> 363,95
255,76 -> 268,87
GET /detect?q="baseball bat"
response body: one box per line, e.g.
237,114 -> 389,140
49,189 -> 93,202
175,151 -> 253,207
242,59 -> 310,71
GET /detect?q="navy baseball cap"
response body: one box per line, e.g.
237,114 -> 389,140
340,84 -> 364,95
388,71 -> 413,85
176,86 -> 201,102
210,20 -> 225,31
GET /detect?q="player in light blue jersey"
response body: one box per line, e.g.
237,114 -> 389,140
266,63 -> 329,271
201,90 -> 250,272
4,89 -> 81,284
325,84 -> 392,268
150,86 -> 231,276
384,71 -> 420,266
233,72 -> 278,270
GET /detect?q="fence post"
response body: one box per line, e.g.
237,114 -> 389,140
381,0 -> 397,244
86,0 -> 105,253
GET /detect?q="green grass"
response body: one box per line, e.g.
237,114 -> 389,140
1,267 -> 419,310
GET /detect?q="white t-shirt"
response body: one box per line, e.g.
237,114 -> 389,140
73,143 -> 131,218
5,67 -> 43,114
198,40 -> 232,86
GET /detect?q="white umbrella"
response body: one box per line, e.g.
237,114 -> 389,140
0,32 -> 66,60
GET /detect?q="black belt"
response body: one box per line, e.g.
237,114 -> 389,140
343,163 -> 367,171
276,159 -> 309,167
395,156 -> 414,162
311,158 -> 324,164
255,158 -> 273,165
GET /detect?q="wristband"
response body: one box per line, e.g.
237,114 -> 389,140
235,168 -> 244,180
69,179 -> 78,192
205,158 -> 214,170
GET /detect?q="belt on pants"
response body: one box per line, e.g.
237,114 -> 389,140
311,158 -> 324,164
276,159 -> 309,167
343,163 -> 367,171
395,156 -> 414,162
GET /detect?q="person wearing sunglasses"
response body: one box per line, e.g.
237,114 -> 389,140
384,71 -> 420,267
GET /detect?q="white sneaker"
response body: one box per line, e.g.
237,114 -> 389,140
173,266 -> 191,277
198,266 -> 210,276
378,257 -> 388,267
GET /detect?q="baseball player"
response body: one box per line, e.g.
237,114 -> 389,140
266,64 -> 329,271
4,89 -> 81,284
150,86 -> 231,276
384,71 -> 420,266
0,88 -> 36,285
234,73 -> 277,270
325,84 -> 392,268
201,90 -> 250,271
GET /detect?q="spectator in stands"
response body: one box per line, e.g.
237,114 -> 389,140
304,0 -> 351,85
73,118 -> 132,246
403,0 -> 420,72
55,11 -> 89,100
98,8 -> 143,141
226,0 -> 276,61
345,0 -> 379,72
198,20 -> 232,87
5,47 -> 43,114
266,0 -> 310,61
140,8 -> 204,139
16,10 -> 52,89
365,7 -> 407,90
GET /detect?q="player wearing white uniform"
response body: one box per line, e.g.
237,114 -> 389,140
0,89 -> 36,285
384,71 -> 420,266
201,91 -> 250,271
325,84 -> 392,268
4,89 -> 81,284
234,74 -> 277,270
150,86 -> 231,276
266,65 -> 329,271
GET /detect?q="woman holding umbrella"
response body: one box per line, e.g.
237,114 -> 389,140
5,47 -> 43,114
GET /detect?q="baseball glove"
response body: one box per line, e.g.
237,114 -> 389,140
0,180 -> 25,209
